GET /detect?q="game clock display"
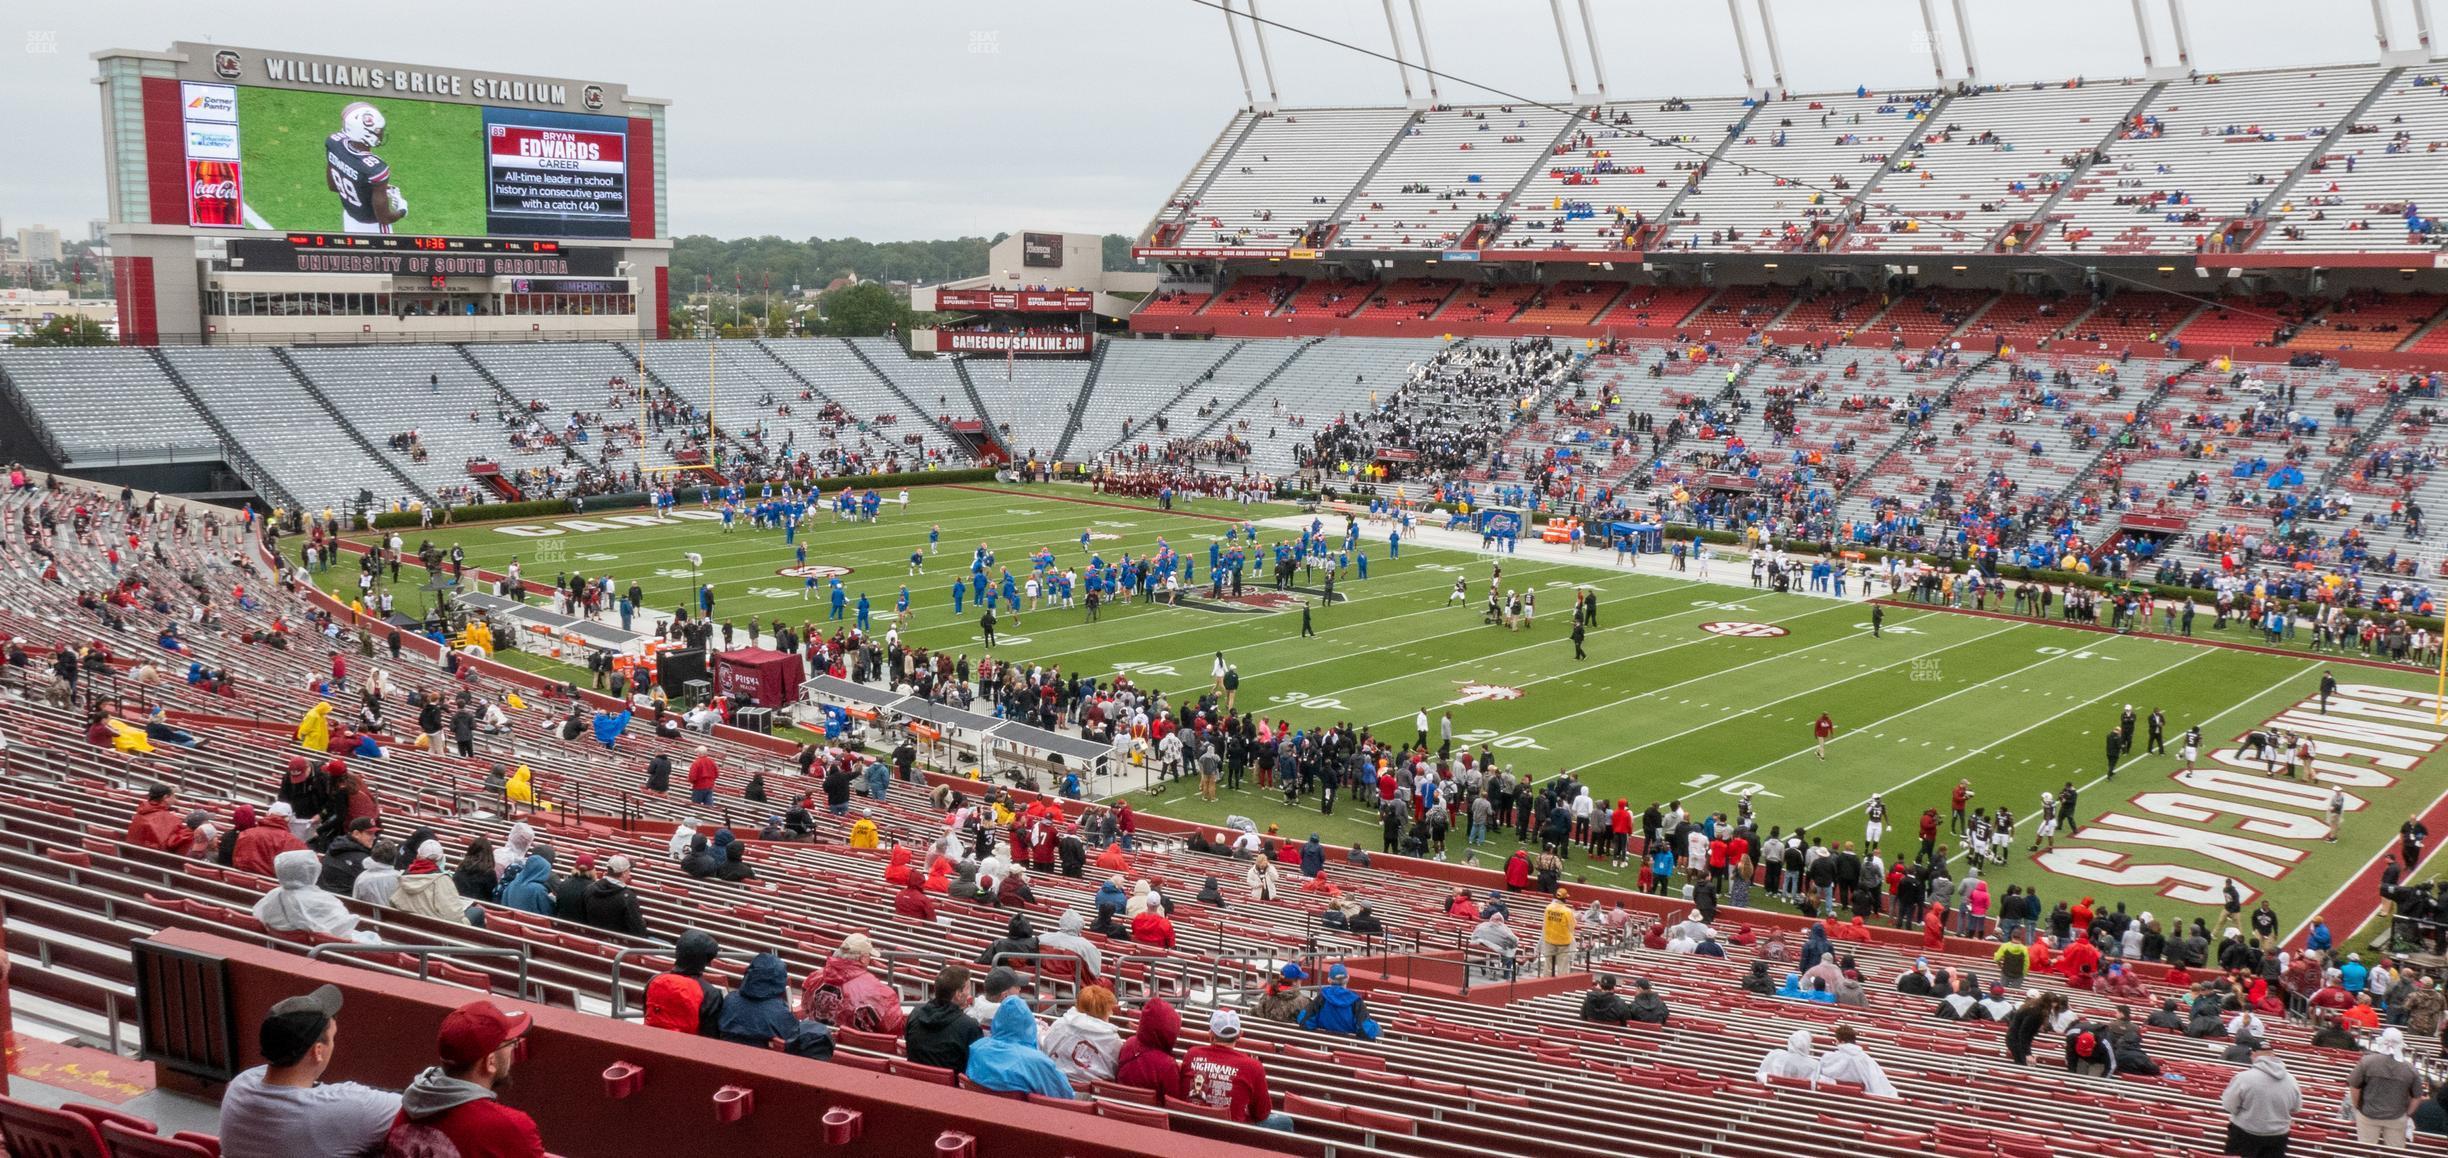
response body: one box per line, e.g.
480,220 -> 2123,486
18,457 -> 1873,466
181,82 -> 631,239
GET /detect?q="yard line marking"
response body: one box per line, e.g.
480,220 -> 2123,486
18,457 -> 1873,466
1519,616 -> 2019,762
1804,645 -> 2215,832
1341,600 -> 1869,727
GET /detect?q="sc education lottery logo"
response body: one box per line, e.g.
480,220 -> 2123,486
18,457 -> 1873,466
778,565 -> 854,580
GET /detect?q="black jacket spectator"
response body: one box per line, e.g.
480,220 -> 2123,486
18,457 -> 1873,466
582,870 -> 648,937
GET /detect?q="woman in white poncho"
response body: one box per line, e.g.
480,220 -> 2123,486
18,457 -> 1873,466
255,849 -> 377,942
1755,1028 -> 1819,1084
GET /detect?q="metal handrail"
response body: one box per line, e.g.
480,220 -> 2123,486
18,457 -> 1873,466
308,942 -> 534,1000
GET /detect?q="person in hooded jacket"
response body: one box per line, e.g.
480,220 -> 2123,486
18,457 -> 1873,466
713,841 -> 757,882
644,930 -> 726,1037
1298,835 -> 1325,877
352,840 -> 403,907
498,850 -> 556,917
1296,964 -> 1378,1039
255,850 -> 377,942
126,785 -> 200,854
905,965 -> 984,1071
965,996 -> 1074,1098
1036,985 -> 1123,1085
717,951 -> 833,1057
1624,978 -> 1670,1024
680,834 -> 718,879
1037,911 -> 1103,983
1755,1028 -> 1820,1083
390,840 -> 473,926
978,914 -> 1039,968
384,1000 -> 543,1158
895,880 -> 939,921
2220,1039 -> 2301,1157
1113,996 -> 1184,1098
234,802 -> 310,877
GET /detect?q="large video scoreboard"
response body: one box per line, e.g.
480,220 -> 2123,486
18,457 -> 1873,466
96,42 -> 673,343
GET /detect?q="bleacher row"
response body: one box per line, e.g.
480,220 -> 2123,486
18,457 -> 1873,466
0,472 -> 2426,1158
0,337 -> 979,515
1145,63 -> 2448,258
1133,274 -> 2448,353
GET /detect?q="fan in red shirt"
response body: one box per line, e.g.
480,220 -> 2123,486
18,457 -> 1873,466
385,1000 -> 545,1158
1608,800 -> 1634,867
1181,1009 -> 1291,1130
1812,713 -> 1835,760
686,746 -> 719,805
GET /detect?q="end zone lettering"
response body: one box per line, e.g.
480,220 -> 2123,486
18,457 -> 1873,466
2036,683 -> 2447,907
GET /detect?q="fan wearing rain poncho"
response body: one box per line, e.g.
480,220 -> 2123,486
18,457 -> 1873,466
255,850 -> 379,942
1755,1029 -> 1820,1084
964,996 -> 1075,1098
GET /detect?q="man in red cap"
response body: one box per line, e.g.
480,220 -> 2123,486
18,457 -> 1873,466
385,1000 -> 544,1157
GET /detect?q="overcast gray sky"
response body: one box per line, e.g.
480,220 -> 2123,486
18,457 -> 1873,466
0,0 -> 2415,241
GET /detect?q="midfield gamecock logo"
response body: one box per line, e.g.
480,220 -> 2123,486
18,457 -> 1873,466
778,565 -> 854,579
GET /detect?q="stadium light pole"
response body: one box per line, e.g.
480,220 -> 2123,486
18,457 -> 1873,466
1220,0 -> 1259,110
1753,0 -> 1790,94
1950,0 -> 1984,81
1405,0 -> 1441,104
1379,0 -> 1421,108
1575,0 -> 1610,102
1546,0 -> 1585,101
1726,0 -> 1761,98
1244,0 -> 1284,111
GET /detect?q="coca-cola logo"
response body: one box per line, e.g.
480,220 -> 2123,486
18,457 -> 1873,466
192,178 -> 238,199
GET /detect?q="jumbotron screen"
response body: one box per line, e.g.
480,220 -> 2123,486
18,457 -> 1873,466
182,82 -> 630,238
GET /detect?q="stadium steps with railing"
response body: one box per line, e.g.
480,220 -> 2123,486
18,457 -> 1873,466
1649,100 -> 1767,247
2241,66 -> 2404,249
1064,339 -> 1255,462
2038,358 -> 2202,516
830,338 -> 971,448
268,348 -> 434,508
945,357 -> 1001,457
451,345 -> 529,414
1990,80 -> 2168,253
1171,336 -> 1329,445
610,340 -> 756,461
1825,90 -> 1956,252
1478,107 -> 1593,250
2310,387 -> 2410,494
142,350 -> 299,513
0,365 -> 69,469
1827,352 -> 1998,508
1048,340 -> 1110,462
1322,111 -> 1432,230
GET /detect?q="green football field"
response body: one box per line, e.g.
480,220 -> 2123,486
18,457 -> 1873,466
339,482 -> 2448,942
238,85 -> 487,236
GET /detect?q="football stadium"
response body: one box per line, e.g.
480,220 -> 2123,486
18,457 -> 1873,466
4,3 -> 2448,1155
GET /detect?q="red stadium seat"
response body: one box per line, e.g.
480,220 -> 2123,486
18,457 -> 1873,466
0,1095 -> 109,1158
100,1122 -> 218,1158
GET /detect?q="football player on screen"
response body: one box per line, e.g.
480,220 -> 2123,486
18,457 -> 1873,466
326,102 -> 407,234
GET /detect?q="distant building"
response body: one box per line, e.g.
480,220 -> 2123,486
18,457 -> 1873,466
17,227 -> 62,264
